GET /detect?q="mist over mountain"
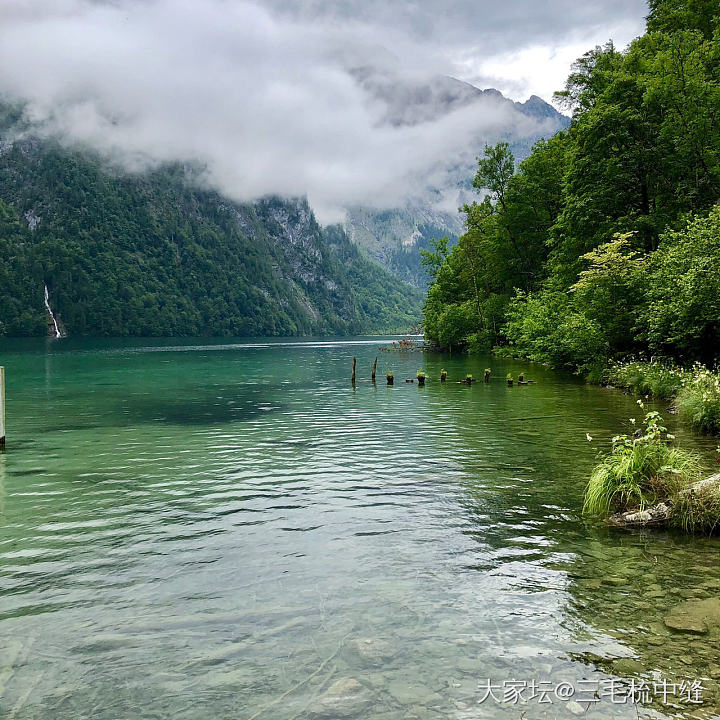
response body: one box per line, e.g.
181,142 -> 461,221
342,75 -> 569,286
0,119 -> 422,338
0,1 -> 570,223
0,0 -> 580,334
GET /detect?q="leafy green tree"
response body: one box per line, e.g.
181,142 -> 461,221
645,207 -> 720,363
423,0 -> 720,370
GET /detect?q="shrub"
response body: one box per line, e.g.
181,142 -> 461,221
583,411 -> 701,516
676,367 -> 720,433
606,359 -> 687,399
645,207 -> 720,363
672,481 -> 720,534
505,289 -> 609,374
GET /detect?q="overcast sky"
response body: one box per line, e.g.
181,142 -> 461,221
0,0 -> 648,220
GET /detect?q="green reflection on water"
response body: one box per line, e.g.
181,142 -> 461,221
0,336 -> 718,719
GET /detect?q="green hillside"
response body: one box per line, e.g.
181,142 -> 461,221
0,135 -> 422,337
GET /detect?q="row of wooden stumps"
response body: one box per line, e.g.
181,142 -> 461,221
0,366 -> 5,451
352,361 -> 532,388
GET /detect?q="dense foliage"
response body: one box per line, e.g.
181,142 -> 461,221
0,136 -> 422,337
607,360 -> 720,434
423,0 -> 720,373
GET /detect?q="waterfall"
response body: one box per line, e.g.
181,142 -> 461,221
44,284 -> 62,338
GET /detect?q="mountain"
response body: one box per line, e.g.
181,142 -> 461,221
343,75 -> 570,286
0,129 -> 422,338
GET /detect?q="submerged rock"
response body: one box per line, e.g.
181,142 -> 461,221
663,596 -> 720,636
566,700 -> 586,715
309,677 -> 373,718
664,615 -> 708,634
613,658 -> 645,675
602,576 -> 629,587
346,638 -> 397,666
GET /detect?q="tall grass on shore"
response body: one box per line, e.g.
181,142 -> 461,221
675,368 -> 720,434
605,360 -> 720,434
605,360 -> 686,399
583,410 -> 701,517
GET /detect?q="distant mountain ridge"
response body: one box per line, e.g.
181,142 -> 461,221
343,75 -> 569,287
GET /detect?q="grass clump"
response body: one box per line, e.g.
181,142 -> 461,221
583,410 -> 701,517
606,359 -> 686,399
675,366 -> 720,433
672,480 -> 720,534
606,360 -> 720,436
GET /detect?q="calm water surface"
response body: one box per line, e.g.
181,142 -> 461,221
0,337 -> 719,719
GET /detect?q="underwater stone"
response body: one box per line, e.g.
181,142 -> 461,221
566,700 -> 586,715
664,596 -> 720,635
347,638 -> 397,666
613,658 -> 645,675
602,576 -> 629,587
309,678 -> 372,718
664,615 -> 709,634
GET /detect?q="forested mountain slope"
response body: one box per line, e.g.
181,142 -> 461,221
0,134 -> 422,337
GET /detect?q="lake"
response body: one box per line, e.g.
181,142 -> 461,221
1,337 -> 719,719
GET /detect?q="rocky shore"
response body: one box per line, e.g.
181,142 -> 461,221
608,473 -> 720,529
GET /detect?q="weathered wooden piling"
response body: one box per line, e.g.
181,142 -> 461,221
372,357 -> 377,381
440,369 -> 447,382
351,357 -> 356,384
518,373 -> 524,383
0,366 -> 5,450
484,369 -> 491,383
386,372 -> 394,386
417,371 -> 426,386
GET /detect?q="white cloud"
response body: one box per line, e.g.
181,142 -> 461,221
0,0 -> 647,221
454,21 -> 644,102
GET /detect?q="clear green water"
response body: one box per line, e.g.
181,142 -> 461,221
1,337 -> 719,720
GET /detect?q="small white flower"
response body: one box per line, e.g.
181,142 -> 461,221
586,433 -> 593,442
630,418 -> 636,424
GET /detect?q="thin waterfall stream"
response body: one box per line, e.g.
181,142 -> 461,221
43,284 -> 62,338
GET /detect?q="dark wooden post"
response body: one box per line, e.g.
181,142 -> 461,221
0,366 -> 5,450
351,357 -> 356,385
372,357 -> 377,382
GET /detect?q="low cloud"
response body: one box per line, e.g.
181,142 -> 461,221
0,0 -> 645,222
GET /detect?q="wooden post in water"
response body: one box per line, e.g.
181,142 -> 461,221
351,357 -> 356,385
0,366 -> 5,451
372,357 -> 377,382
